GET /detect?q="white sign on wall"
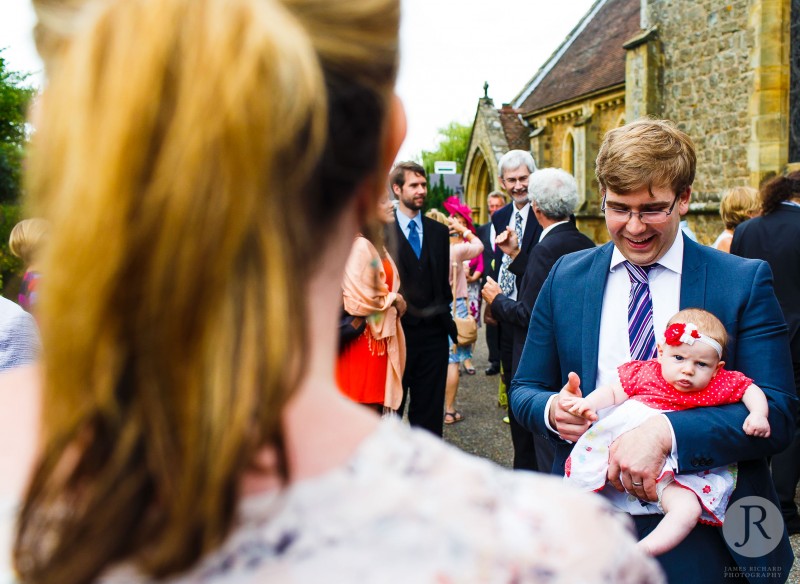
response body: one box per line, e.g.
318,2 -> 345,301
434,161 -> 457,174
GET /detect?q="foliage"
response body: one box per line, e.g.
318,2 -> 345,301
0,203 -> 23,297
417,121 -> 471,176
0,50 -> 35,204
426,174 -> 453,213
0,51 -> 35,296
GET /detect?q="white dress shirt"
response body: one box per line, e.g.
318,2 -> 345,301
395,210 -> 423,248
538,220 -> 569,243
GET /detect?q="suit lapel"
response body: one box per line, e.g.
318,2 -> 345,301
420,216 -> 435,267
581,243 -> 614,391
679,235 -> 706,309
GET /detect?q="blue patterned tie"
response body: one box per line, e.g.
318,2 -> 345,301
498,211 -> 523,295
624,261 -> 657,361
407,220 -> 421,258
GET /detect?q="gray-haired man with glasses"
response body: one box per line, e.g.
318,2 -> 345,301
510,119 -> 795,581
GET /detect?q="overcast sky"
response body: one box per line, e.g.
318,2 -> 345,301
1,0 -> 598,163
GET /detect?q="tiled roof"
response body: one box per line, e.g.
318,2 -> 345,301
515,0 -> 640,113
498,104 -> 530,151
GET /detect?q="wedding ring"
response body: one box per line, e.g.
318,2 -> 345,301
631,481 -> 643,486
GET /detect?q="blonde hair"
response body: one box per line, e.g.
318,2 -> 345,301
666,308 -> 728,352
596,119 -> 696,196
425,208 -> 449,225
9,218 -> 49,266
17,0 -> 399,581
719,186 -> 760,230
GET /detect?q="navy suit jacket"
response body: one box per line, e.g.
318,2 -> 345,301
732,204 -> 800,393
491,202 -> 542,291
392,214 -> 457,342
510,235 -> 797,574
491,222 -> 594,374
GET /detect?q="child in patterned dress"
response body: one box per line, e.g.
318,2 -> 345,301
563,308 -> 770,556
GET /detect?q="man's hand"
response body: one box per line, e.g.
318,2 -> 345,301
495,227 -> 519,258
393,293 -> 407,318
607,416 -> 671,502
548,372 -> 592,443
482,277 -> 502,305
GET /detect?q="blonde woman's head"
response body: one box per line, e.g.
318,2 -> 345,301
719,186 -> 759,230
18,0 -> 400,581
425,208 -> 449,225
9,218 -> 49,268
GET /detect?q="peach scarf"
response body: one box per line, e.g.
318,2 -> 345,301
341,236 -> 406,409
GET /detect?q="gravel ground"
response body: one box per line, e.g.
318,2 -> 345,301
442,327 -> 800,582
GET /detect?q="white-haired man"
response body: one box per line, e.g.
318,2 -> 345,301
483,150 -> 542,470
484,168 -> 594,472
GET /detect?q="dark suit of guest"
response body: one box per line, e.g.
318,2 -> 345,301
477,221 -> 503,369
511,235 -> 797,581
491,221 -> 594,471
393,213 -> 456,436
490,202 -> 542,470
732,202 -> 800,531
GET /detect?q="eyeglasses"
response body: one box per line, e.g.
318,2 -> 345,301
501,175 -> 529,187
601,194 -> 680,224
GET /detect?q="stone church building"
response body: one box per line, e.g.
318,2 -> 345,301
463,0 -> 798,242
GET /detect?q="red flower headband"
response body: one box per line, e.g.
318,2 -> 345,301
663,322 -> 722,357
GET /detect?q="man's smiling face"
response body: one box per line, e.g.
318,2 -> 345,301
604,184 -> 690,266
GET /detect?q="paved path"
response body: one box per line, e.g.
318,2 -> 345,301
442,326 -> 800,582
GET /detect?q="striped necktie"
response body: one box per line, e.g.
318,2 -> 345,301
623,261 -> 657,361
498,211 -> 523,295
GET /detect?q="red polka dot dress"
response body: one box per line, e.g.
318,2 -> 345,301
564,360 -> 752,526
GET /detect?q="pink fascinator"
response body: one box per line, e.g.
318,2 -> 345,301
442,196 -> 476,234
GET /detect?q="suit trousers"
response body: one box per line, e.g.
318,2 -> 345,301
485,321 -> 500,367
399,322 -> 449,437
772,424 -> 800,525
634,515 -> 737,582
500,322 -> 539,471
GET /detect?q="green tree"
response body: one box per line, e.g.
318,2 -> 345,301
417,121 -> 471,177
0,50 -> 35,203
426,174 -> 453,213
0,51 -> 35,296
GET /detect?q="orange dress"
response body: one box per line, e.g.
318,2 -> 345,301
336,258 -> 394,405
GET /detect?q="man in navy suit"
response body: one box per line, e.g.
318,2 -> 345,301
484,168 -> 594,472
732,174 -> 800,535
476,191 -> 506,376
511,120 -> 796,581
391,161 -> 456,437
486,150 -> 542,470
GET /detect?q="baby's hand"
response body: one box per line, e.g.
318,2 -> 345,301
743,413 -> 771,438
564,397 -> 598,422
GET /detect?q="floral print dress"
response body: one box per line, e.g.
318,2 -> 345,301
101,419 -> 663,583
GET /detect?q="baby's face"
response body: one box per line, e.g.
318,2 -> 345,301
658,342 -> 723,392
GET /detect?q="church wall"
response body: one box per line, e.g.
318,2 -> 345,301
649,0 -> 755,206
526,91 -> 626,243
641,0 -> 792,244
